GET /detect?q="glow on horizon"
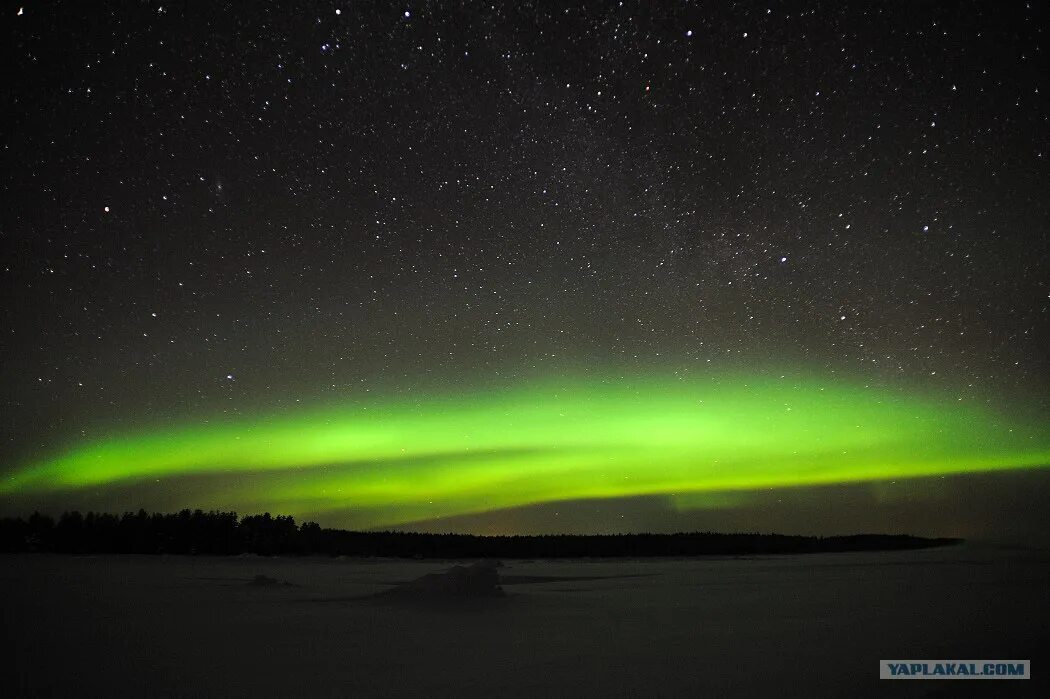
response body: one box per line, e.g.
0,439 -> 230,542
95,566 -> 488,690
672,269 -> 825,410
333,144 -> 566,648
2,373 -> 1048,527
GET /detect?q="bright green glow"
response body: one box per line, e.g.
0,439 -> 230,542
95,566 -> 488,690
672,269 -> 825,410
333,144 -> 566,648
3,373 -> 1048,527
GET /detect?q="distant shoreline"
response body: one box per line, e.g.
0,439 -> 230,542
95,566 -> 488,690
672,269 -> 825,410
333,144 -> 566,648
0,509 -> 961,558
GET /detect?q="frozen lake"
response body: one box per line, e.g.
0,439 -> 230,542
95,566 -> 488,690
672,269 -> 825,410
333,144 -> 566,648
3,544 -> 1045,696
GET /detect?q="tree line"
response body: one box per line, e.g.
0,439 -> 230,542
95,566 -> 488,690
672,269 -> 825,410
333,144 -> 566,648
0,505 -> 961,554
0,509 -> 961,557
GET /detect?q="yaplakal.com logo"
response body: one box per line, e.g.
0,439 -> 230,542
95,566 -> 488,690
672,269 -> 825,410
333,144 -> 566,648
880,660 -> 1029,679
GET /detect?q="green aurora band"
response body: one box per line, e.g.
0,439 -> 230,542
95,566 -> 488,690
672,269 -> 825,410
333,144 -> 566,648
3,373 -> 1048,527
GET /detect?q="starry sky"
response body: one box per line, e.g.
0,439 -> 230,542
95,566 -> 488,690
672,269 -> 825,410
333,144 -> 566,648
2,1 -> 1048,539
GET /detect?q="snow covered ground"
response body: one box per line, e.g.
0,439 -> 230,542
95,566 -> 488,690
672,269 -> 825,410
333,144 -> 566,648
3,544 -> 1045,696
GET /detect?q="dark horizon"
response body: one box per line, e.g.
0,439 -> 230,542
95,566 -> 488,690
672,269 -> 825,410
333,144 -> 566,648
0,507 -> 963,558
5,467 -> 1048,545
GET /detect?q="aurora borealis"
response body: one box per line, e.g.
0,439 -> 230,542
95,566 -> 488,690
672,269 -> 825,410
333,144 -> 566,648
4,373 -> 1048,528
3,2 -> 1048,538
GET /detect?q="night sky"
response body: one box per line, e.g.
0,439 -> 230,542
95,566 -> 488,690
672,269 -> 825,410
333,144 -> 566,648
3,1 -> 1048,540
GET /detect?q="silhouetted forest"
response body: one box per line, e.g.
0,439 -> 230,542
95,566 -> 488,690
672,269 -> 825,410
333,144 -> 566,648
0,510 -> 960,557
